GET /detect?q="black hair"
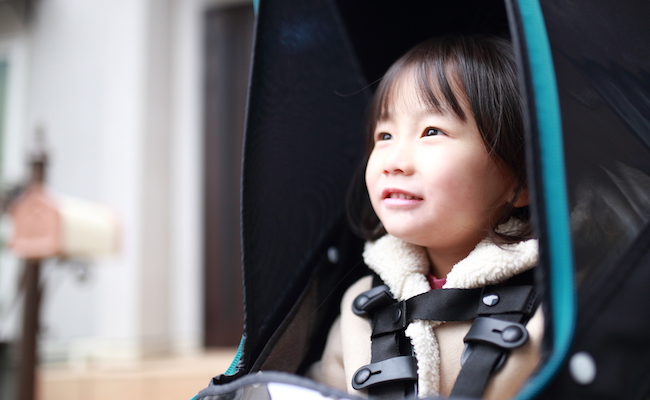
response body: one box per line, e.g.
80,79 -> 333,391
347,35 -> 531,244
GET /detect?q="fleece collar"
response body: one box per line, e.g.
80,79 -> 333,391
362,229 -> 538,397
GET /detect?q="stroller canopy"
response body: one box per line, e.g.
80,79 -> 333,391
207,0 -> 650,399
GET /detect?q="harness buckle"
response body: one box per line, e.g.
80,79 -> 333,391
351,356 -> 418,390
352,285 -> 394,316
461,317 -> 529,372
464,317 -> 529,349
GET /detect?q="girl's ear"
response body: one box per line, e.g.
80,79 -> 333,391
512,187 -> 529,208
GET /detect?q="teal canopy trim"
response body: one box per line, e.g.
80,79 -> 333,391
513,0 -> 576,399
225,335 -> 245,376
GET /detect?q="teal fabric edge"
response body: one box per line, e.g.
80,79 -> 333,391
513,1 -> 576,399
224,335 -> 245,376
189,336 -> 243,399
253,0 -> 259,14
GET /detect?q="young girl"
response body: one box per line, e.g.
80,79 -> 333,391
307,36 -> 543,399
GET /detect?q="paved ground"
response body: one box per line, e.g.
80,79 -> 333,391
38,348 -> 237,400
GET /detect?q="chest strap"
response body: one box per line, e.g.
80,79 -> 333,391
351,281 -> 538,399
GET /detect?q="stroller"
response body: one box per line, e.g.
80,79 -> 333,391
195,0 -> 650,399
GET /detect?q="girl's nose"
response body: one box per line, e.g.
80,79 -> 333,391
383,142 -> 414,175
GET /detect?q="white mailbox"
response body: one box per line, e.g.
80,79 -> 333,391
9,184 -> 120,259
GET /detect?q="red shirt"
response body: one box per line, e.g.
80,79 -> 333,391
427,274 -> 447,290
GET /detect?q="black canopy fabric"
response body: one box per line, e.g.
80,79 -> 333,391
526,0 -> 650,399
216,0 -> 650,398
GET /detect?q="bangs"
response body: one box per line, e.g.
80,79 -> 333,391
373,51 -> 468,125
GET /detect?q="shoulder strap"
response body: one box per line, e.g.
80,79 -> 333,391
451,269 -> 539,397
352,273 -> 417,399
450,286 -> 538,398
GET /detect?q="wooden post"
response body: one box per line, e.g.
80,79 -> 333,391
17,259 -> 41,400
16,132 -> 47,400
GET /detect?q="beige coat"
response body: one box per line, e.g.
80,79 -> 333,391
307,233 -> 543,399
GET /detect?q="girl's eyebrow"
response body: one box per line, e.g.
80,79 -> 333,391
377,111 -> 393,121
421,106 -> 451,117
377,102 -> 455,124
376,108 -> 393,123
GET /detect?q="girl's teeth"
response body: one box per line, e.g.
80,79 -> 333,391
390,193 -> 414,200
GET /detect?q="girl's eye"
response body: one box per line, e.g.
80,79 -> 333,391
377,132 -> 392,141
423,127 -> 444,137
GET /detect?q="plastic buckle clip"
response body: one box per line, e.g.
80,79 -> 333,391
351,356 -> 418,390
464,317 -> 529,349
461,317 -> 529,372
352,285 -> 394,316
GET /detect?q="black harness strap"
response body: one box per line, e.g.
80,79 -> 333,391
351,274 -> 538,399
349,276 -> 416,399
451,284 -> 538,397
364,275 -> 416,399
451,313 -> 531,398
369,285 -> 536,336
452,342 -> 506,397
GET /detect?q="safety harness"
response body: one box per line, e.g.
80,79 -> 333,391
350,273 -> 538,399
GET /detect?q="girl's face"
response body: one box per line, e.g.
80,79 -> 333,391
365,72 -> 520,275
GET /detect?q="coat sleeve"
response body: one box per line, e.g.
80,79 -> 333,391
304,316 -> 347,391
305,275 -> 374,395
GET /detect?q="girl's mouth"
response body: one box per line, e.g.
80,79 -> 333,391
382,189 -> 423,206
386,192 -> 421,200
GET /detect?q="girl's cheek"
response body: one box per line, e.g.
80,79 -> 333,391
365,154 -> 382,183
433,162 -> 488,200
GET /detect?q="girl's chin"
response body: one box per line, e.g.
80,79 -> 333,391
381,226 -> 427,246
382,224 -> 482,253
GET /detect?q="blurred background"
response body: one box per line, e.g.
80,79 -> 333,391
0,0 -> 253,398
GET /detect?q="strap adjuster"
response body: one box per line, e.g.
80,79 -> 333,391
463,317 -> 529,349
351,356 -> 418,390
460,317 -> 529,373
352,285 -> 394,316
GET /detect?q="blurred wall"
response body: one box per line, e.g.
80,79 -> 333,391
0,0 -> 251,364
203,4 -> 253,348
